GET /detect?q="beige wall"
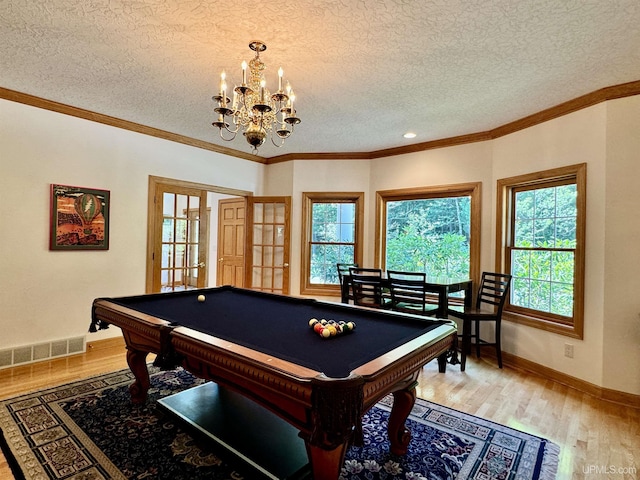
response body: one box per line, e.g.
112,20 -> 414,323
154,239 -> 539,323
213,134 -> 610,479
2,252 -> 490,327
603,96 -> 640,393
0,99 -> 265,347
282,100 -> 639,395
492,105 -> 608,387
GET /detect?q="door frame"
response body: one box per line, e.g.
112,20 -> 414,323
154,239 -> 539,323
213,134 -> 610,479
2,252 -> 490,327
145,176 -> 252,293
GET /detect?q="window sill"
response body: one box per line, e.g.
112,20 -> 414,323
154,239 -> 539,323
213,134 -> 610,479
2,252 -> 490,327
503,310 -> 583,339
301,285 -> 342,298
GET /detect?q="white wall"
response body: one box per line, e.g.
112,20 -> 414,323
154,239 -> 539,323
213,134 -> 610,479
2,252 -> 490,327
602,96 -> 640,393
0,99 -> 265,347
491,104 -> 608,387
278,99 -> 639,395
2,94 -> 639,395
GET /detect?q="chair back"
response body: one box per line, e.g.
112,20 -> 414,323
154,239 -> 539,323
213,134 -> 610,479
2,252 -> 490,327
476,272 -> 512,313
349,267 -> 384,308
387,270 -> 433,314
336,263 -> 358,284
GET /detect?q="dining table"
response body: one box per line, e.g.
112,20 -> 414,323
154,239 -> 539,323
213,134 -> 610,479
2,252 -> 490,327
340,272 -> 474,370
340,272 -> 472,317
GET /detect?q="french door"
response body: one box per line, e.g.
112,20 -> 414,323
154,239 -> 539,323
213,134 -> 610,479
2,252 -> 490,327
151,184 -> 208,292
246,197 -> 291,295
146,177 -> 290,294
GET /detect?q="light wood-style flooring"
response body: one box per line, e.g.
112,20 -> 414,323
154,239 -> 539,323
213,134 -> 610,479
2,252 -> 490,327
1,338 -> 638,479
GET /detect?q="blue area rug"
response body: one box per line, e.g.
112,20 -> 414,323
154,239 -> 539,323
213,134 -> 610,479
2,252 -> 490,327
0,368 -> 559,480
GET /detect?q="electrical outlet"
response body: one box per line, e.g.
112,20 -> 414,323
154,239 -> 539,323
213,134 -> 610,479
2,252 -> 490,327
564,343 -> 574,358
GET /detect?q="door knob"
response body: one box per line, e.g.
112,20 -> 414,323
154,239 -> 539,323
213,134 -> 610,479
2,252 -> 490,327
192,262 -> 206,268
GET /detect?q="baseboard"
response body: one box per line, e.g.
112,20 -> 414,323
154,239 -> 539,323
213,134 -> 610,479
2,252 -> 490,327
500,351 -> 640,408
86,336 -> 126,351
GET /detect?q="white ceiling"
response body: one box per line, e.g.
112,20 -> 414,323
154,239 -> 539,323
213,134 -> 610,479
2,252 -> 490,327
2,0 -> 640,159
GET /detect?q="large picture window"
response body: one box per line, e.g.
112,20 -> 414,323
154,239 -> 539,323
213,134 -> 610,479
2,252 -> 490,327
496,164 -> 586,338
301,192 -> 364,296
376,183 -> 481,288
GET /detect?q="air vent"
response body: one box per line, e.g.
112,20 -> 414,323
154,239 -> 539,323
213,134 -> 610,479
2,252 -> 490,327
0,336 -> 86,369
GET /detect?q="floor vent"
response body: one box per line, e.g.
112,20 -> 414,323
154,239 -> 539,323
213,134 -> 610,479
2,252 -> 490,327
0,336 -> 86,369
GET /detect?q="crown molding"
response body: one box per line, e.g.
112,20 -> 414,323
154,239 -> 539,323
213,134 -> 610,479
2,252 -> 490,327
0,87 -> 265,164
3,80 -> 639,165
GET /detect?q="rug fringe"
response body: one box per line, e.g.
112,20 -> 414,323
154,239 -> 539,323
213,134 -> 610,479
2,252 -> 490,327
538,440 -> 561,480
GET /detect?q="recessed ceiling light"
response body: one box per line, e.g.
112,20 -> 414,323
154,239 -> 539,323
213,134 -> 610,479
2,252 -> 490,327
403,132 -> 416,139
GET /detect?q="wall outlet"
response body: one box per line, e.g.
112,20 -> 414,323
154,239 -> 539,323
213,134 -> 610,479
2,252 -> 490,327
564,343 -> 574,358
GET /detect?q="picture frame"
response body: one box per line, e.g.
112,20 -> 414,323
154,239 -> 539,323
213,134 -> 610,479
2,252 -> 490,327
50,184 -> 110,250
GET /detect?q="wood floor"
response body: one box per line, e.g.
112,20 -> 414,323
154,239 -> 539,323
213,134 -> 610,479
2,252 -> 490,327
1,338 -> 638,480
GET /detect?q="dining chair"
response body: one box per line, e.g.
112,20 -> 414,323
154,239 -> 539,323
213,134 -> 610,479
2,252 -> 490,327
446,272 -> 512,368
337,262 -> 358,303
387,270 -> 439,316
349,267 -> 389,309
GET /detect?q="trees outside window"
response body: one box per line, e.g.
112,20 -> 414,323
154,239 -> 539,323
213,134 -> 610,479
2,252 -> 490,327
301,192 -> 363,296
385,197 -> 471,277
496,164 -> 586,338
376,183 -> 481,289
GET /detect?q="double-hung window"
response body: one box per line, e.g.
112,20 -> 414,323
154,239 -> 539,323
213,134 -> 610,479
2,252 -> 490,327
301,192 -> 364,296
496,164 -> 586,338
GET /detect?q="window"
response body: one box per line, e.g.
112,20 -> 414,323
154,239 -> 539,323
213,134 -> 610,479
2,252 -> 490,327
301,192 -> 364,296
496,164 -> 586,338
376,183 -> 481,287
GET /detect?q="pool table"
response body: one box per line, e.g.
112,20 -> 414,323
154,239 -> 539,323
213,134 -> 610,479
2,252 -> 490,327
91,286 -> 457,480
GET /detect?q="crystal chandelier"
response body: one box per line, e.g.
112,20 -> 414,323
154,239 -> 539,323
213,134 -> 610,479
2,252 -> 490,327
212,41 -> 301,154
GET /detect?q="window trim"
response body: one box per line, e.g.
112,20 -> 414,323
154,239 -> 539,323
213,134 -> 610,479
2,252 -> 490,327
495,163 -> 586,339
300,192 -> 364,296
375,182 -> 482,290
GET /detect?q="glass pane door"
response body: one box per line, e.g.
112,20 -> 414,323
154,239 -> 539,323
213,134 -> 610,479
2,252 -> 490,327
155,186 -> 208,293
248,197 -> 290,295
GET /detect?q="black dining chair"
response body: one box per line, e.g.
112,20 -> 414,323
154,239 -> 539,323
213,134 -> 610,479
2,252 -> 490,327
349,267 -> 390,309
337,262 -> 358,303
446,272 -> 512,368
387,270 -> 439,316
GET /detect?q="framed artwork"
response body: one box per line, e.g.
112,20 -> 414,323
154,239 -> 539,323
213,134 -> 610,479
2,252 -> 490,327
50,184 -> 110,250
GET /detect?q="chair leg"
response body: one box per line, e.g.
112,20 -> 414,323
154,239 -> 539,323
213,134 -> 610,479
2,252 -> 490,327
495,319 -> 503,369
475,319 -> 481,358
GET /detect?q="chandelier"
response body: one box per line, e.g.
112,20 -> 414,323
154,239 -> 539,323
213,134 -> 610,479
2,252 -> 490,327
212,41 -> 301,154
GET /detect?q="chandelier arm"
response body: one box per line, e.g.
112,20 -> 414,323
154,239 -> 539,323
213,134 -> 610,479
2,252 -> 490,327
218,128 -> 238,142
270,135 -> 286,148
222,120 -> 241,135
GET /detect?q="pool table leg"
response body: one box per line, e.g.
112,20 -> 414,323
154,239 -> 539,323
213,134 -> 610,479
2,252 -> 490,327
387,383 -> 417,456
305,442 -> 349,480
125,347 -> 150,404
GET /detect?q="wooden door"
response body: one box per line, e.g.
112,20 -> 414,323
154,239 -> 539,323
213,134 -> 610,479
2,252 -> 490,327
151,184 -> 208,292
246,197 -> 291,295
217,198 -> 246,287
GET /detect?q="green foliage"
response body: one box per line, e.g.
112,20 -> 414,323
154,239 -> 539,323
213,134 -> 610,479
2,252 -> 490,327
310,202 -> 356,284
385,197 -> 470,277
510,182 -> 577,317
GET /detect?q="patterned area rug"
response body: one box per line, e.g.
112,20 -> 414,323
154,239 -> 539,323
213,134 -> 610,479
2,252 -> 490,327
0,368 -> 559,480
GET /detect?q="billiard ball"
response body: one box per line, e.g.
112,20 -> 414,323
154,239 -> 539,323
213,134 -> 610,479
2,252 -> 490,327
309,318 -> 319,327
321,328 -> 331,338
197,295 -> 205,302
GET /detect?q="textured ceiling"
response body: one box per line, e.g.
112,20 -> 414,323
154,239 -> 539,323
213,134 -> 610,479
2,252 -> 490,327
2,0 -> 640,158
